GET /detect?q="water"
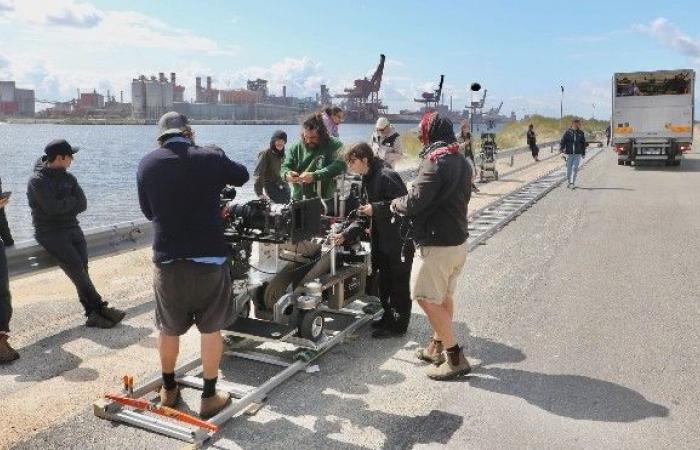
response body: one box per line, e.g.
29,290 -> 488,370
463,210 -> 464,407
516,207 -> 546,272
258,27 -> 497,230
0,123 -> 418,242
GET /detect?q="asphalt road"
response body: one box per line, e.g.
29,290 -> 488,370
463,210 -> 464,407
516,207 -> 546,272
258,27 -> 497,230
5,149 -> 700,449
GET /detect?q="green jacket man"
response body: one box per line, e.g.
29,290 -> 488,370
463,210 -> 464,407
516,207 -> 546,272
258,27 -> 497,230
281,114 -> 346,200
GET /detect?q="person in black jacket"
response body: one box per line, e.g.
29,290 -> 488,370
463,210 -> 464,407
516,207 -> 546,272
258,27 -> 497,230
137,112 -> 249,419
253,130 -> 290,203
527,123 -> 539,161
27,139 -> 125,329
560,118 -> 588,188
391,112 -> 472,380
0,193 -> 18,364
334,142 -> 414,338
0,177 -> 14,247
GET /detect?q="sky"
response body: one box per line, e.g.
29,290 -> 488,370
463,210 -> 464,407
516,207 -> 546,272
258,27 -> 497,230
1,0 -> 699,119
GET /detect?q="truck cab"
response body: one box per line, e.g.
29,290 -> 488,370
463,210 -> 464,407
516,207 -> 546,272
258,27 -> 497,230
612,69 -> 694,167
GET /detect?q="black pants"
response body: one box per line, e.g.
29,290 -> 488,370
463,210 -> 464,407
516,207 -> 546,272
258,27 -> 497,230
0,239 -> 11,333
36,227 -> 104,316
375,247 -> 413,333
530,144 -> 539,158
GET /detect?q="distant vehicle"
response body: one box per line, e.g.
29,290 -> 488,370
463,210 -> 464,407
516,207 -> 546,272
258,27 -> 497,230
612,69 -> 694,166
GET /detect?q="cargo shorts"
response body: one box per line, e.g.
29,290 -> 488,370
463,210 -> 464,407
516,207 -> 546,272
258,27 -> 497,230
153,260 -> 233,336
410,241 -> 468,304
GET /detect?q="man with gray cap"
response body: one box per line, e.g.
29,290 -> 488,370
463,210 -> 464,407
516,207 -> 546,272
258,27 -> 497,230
370,117 -> 403,167
27,139 -> 126,329
137,112 -> 249,419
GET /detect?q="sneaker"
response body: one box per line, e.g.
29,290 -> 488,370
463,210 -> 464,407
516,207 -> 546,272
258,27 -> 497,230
427,348 -> 471,380
415,340 -> 446,365
100,304 -> 126,325
159,386 -> 180,407
85,310 -> 116,328
0,334 -> 20,364
371,327 -> 405,339
200,391 -> 232,419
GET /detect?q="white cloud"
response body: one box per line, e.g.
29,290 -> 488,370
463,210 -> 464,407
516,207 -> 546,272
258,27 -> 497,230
5,0 -> 236,55
634,17 -> 700,63
0,0 -> 14,12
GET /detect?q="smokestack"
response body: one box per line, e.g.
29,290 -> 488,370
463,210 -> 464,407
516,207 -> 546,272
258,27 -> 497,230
283,85 -> 286,98
206,76 -> 212,91
170,72 -> 176,84
196,77 -> 202,89
120,91 -> 123,103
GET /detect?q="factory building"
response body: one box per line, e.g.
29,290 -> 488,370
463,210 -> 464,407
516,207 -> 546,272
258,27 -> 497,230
131,72 -> 183,120
0,80 -> 35,116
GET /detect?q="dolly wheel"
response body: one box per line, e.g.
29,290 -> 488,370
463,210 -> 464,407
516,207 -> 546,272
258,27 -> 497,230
298,310 -> 325,342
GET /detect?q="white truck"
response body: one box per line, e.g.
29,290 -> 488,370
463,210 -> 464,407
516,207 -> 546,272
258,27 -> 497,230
612,69 -> 695,166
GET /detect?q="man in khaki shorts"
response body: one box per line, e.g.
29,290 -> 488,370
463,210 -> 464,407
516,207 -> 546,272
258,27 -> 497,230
391,112 -> 472,380
137,112 -> 249,418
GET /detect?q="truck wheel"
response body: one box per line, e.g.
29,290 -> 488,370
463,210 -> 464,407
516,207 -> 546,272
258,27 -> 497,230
673,160 -> 681,167
298,310 -> 325,342
617,160 -> 624,166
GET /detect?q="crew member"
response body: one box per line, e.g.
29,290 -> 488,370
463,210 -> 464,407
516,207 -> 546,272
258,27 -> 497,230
370,117 -> 403,167
0,176 -> 13,247
281,113 -> 346,203
0,193 -> 17,363
28,139 -> 126,328
560,118 -> 587,189
335,142 -> 414,338
254,130 -> 290,203
391,112 -> 472,380
527,124 -> 539,161
321,106 -> 344,138
137,112 -> 249,419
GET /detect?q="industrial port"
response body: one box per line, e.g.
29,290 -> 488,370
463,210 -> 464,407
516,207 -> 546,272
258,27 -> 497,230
0,55 -> 516,127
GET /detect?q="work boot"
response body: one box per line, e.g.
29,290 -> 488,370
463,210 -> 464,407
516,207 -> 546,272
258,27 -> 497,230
0,334 -> 20,363
371,313 -> 391,329
427,347 -> 471,380
200,391 -> 232,419
85,310 -> 116,328
159,386 -> 180,407
100,304 -> 126,325
415,339 -> 446,365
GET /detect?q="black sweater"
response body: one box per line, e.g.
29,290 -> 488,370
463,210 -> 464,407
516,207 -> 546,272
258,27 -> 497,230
137,140 -> 249,263
27,158 -> 87,235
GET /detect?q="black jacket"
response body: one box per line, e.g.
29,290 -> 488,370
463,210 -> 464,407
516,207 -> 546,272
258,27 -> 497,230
0,177 -> 13,246
137,139 -> 249,263
342,158 -> 409,255
392,142 -> 471,247
27,157 -> 87,235
560,128 -> 587,156
527,129 -> 537,146
253,147 -> 285,196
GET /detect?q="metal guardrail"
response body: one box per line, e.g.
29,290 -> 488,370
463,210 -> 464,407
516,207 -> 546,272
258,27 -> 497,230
6,220 -> 153,278
4,139 -> 564,279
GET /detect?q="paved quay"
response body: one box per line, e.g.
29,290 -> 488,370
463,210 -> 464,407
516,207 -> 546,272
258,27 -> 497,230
5,148 -> 699,449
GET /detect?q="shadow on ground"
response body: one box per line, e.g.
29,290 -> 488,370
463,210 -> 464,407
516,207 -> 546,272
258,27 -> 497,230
0,301 -> 154,383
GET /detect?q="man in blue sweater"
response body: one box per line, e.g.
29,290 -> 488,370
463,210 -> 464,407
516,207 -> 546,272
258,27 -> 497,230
560,119 -> 588,189
137,112 -> 249,419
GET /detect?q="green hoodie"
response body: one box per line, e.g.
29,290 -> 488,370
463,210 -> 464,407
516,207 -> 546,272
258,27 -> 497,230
280,137 -> 346,200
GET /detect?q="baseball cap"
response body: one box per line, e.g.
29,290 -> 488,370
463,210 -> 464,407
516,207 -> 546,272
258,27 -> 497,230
44,139 -> 79,158
157,111 -> 189,139
375,117 -> 390,130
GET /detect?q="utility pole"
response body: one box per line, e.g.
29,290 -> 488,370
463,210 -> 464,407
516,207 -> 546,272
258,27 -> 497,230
560,85 -> 564,132
592,103 -> 596,120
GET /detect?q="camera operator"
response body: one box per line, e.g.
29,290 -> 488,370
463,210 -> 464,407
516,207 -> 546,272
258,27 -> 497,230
391,112 -> 472,380
281,114 -> 346,203
333,142 -> 414,339
28,139 -> 126,329
253,130 -> 290,203
137,112 -> 249,419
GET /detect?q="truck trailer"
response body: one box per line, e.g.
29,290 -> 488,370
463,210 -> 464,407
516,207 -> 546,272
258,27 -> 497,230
612,69 -> 695,166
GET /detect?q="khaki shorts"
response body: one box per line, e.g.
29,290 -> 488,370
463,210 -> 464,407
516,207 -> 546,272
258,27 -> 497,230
410,242 -> 468,303
154,260 -> 233,336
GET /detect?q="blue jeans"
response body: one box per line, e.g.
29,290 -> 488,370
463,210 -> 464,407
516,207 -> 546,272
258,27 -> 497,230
566,154 -> 582,185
